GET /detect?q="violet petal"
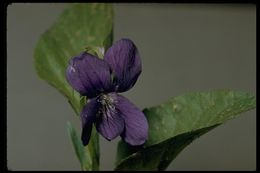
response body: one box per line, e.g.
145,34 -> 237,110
66,52 -> 113,98
104,39 -> 142,92
113,94 -> 148,146
95,98 -> 125,141
80,98 -> 100,146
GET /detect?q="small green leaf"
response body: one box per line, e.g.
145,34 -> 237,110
67,122 -> 91,171
115,90 -> 256,170
85,46 -> 105,59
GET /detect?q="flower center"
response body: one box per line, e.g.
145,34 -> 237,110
97,93 -> 117,118
98,93 -> 113,105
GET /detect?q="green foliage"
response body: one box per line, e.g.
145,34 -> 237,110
34,3 -> 113,115
67,122 -> 91,171
115,90 -> 256,170
34,3 -> 113,170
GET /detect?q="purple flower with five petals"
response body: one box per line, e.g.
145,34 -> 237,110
66,39 -> 148,146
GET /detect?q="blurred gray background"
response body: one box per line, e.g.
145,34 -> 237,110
7,3 -> 256,171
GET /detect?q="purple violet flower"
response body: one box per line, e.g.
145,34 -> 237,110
66,39 -> 148,146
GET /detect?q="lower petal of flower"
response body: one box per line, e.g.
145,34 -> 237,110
95,94 -> 125,140
112,94 -> 148,146
80,98 -> 100,146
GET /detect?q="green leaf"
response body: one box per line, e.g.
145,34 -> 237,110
115,90 -> 256,171
85,46 -> 105,59
67,122 -> 91,171
34,3 -> 113,170
103,25 -> 114,52
34,3 -> 113,115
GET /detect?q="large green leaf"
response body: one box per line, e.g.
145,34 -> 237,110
115,90 -> 256,170
34,3 -> 113,115
34,3 -> 113,170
